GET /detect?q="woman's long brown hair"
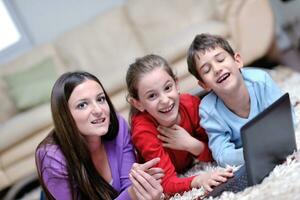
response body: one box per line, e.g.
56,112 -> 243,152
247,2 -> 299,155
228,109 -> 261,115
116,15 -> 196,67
35,71 -> 119,199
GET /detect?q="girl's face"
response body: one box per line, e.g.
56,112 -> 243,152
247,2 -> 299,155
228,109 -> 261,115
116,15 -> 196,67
68,79 -> 110,140
133,67 -> 180,127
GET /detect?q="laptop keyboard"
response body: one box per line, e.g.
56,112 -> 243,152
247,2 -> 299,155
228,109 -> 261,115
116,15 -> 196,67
207,165 -> 248,197
221,169 -> 248,193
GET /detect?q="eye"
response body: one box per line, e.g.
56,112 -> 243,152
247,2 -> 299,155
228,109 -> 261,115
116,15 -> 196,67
77,102 -> 87,109
165,83 -> 173,92
216,55 -> 225,62
147,93 -> 157,101
97,95 -> 106,104
202,65 -> 210,74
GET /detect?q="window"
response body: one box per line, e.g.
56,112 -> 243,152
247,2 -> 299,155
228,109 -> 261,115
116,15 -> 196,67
0,0 -> 21,51
0,0 -> 31,64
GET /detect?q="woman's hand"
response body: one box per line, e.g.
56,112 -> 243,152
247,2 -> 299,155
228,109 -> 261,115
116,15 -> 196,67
129,158 -> 164,200
191,168 -> 234,192
131,157 -> 164,182
129,169 -> 164,200
157,125 -> 205,156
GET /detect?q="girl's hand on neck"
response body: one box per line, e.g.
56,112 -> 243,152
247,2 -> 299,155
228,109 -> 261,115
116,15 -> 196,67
157,125 -> 205,156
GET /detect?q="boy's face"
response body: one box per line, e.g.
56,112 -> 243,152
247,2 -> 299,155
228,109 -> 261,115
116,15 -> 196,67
195,47 -> 243,95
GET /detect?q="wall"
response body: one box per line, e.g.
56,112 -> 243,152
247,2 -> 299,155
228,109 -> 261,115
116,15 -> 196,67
12,0 -> 124,45
270,0 -> 300,27
270,0 -> 300,50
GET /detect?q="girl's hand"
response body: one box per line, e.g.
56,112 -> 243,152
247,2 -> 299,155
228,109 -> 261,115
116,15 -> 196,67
191,168 -> 234,192
129,158 -> 164,200
157,125 -> 205,156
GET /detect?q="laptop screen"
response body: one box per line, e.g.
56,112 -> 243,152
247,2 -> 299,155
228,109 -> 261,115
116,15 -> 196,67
241,93 -> 297,186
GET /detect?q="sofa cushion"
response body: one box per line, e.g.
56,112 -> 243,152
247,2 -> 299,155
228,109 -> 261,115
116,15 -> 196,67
0,103 -> 52,153
0,44 -> 65,121
55,5 -> 145,95
0,169 -> 10,190
125,0 -> 217,61
0,127 -> 50,168
0,79 -> 17,123
3,58 -> 57,111
151,21 -> 228,63
4,156 -> 36,185
213,0 -> 244,20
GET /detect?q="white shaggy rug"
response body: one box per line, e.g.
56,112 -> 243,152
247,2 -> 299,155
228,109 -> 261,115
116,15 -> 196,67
170,66 -> 300,200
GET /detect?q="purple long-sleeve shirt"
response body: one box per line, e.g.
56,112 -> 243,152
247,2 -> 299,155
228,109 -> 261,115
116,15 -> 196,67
36,115 -> 136,200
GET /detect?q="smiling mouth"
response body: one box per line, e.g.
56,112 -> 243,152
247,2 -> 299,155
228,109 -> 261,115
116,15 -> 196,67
159,103 -> 175,113
91,118 -> 105,124
217,73 -> 230,83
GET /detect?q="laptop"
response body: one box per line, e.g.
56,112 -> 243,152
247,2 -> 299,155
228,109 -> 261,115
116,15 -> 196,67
208,93 -> 297,197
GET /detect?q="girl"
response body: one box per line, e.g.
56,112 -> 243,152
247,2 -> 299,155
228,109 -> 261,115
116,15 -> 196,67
36,71 -> 164,200
126,54 -> 233,195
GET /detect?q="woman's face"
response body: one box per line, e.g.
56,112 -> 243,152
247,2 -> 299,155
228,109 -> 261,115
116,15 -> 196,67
68,79 -> 110,139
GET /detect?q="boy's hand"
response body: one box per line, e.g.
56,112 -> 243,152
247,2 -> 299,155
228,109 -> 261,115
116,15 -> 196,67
157,125 -> 205,156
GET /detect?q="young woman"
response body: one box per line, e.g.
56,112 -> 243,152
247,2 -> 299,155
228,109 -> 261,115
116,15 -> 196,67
36,71 -> 163,200
126,54 -> 233,195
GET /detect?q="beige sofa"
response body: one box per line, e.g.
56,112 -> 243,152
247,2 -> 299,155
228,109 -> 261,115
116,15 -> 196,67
0,0 -> 274,192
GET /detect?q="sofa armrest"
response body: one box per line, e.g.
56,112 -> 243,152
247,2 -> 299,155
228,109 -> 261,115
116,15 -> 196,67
225,0 -> 275,64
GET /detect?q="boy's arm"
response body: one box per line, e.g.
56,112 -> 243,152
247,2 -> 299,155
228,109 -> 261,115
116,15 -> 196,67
200,109 -> 244,167
263,71 -> 284,107
264,71 -> 298,126
208,128 -> 244,167
262,71 -> 299,125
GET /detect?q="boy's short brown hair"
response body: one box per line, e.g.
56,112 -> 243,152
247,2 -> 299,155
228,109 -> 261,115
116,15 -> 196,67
187,33 -> 235,81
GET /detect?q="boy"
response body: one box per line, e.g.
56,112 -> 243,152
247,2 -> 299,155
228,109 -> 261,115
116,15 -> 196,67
186,33 -> 284,167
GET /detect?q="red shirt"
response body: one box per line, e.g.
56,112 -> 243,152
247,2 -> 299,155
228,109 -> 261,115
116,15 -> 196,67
131,94 -> 212,194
